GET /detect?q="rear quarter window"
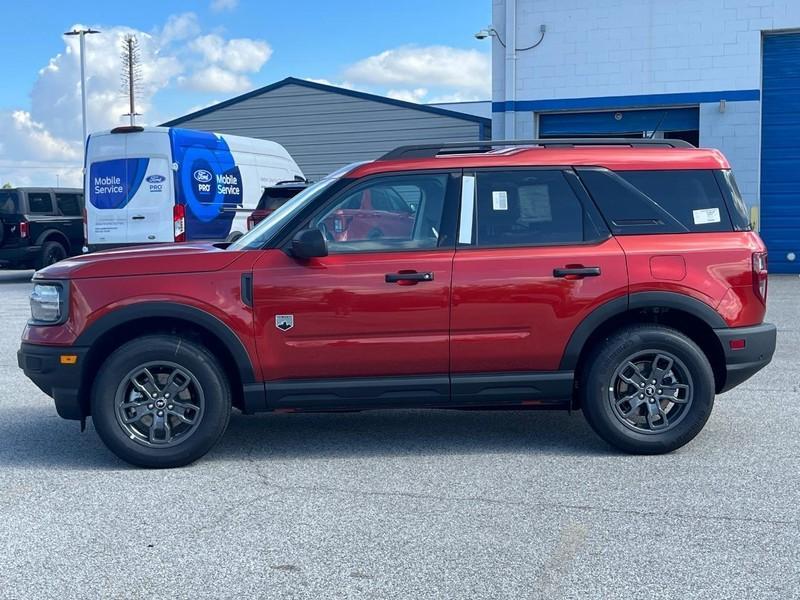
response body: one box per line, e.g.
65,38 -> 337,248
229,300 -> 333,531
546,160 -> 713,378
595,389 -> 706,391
577,168 -> 735,234
0,191 -> 19,214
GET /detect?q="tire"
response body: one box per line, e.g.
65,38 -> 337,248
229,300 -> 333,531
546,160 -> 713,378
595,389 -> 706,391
580,325 -> 715,454
35,240 -> 67,270
91,335 -> 231,468
225,231 -> 244,243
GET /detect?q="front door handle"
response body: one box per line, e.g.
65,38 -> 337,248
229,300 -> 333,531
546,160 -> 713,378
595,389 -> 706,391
131,215 -> 145,220
385,271 -> 434,284
553,266 -> 601,278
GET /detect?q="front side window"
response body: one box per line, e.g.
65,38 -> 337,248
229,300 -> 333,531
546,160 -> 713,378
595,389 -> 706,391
472,170 -> 596,247
310,174 -> 448,253
27,192 -> 54,214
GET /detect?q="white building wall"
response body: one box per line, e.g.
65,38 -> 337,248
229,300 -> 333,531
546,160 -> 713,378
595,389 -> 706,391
699,100 -> 761,204
491,0 -> 800,207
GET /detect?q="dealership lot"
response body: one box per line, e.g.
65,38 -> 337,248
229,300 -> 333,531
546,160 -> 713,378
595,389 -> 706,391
0,270 -> 797,599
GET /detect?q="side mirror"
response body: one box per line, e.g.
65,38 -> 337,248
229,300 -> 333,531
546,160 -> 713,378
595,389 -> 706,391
290,228 -> 328,259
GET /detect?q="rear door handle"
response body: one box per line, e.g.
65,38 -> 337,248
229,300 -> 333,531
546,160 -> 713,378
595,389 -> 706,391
385,271 -> 434,283
553,266 -> 601,278
131,215 -> 145,220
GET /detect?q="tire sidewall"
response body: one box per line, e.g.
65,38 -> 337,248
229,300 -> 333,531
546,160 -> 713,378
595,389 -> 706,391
37,240 -> 66,270
582,326 -> 715,454
91,336 -> 231,468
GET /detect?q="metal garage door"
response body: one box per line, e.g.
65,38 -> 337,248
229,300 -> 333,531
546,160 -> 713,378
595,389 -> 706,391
761,33 -> 800,273
539,107 -> 698,137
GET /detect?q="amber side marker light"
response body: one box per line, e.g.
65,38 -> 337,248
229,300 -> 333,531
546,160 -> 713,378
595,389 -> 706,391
60,354 -> 78,365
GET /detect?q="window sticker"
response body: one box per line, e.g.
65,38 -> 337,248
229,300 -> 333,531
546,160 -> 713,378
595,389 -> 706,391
492,190 -> 508,211
692,207 -> 721,225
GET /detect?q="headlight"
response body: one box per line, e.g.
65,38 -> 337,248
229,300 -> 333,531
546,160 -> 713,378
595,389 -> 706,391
30,284 -> 64,324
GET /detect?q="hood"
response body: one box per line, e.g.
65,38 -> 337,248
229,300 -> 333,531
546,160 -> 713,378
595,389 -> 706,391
36,243 -> 242,280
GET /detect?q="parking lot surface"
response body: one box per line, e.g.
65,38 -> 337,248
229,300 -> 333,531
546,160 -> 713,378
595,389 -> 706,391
0,270 -> 797,599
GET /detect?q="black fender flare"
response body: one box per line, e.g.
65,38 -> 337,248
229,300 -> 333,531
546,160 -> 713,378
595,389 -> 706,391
35,228 -> 71,252
74,302 -> 257,385
559,291 -> 727,371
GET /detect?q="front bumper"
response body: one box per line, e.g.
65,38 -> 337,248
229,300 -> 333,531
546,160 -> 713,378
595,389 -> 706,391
714,322 -> 777,393
18,343 -> 88,420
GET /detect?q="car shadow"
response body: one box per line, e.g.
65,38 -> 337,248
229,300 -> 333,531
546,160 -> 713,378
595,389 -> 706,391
0,407 -> 613,470
210,408 -> 612,463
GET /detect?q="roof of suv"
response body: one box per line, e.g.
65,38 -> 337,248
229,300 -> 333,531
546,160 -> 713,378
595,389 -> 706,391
349,141 -> 729,179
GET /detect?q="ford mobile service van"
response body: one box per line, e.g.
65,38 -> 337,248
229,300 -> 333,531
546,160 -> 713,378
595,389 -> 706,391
85,126 -> 304,249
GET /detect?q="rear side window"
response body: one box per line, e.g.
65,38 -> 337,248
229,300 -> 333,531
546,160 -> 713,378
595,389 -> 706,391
27,192 -> 54,214
474,170 -> 601,247
577,168 -> 734,234
0,191 -> 18,214
56,193 -> 82,216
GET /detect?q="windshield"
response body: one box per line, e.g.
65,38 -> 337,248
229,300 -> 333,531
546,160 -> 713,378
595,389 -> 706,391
229,178 -> 337,251
0,191 -> 18,215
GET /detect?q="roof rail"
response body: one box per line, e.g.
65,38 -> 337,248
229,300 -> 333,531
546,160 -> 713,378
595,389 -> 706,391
380,137 -> 695,160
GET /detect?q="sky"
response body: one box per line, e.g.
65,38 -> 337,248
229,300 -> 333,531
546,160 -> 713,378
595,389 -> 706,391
0,0 -> 490,187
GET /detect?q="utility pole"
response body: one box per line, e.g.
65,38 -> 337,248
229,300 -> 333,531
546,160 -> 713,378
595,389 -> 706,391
63,28 -> 101,147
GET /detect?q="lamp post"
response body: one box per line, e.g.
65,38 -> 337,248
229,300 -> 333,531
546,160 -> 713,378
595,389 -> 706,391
63,28 -> 100,148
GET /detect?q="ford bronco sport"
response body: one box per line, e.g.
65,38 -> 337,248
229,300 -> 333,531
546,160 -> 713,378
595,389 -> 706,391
18,139 -> 776,468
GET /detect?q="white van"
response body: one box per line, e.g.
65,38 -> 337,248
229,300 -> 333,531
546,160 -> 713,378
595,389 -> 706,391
85,126 -> 304,248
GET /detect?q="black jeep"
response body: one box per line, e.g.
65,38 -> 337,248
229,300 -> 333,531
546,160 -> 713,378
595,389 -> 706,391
0,187 -> 84,270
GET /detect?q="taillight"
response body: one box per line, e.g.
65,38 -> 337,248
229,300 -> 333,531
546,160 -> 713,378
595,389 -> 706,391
19,221 -> 29,239
82,208 -> 87,241
246,214 -> 255,231
173,204 -> 186,242
752,252 -> 768,303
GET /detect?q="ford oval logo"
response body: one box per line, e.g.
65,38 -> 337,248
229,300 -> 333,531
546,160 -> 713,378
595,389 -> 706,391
193,169 -> 213,183
146,174 -> 166,183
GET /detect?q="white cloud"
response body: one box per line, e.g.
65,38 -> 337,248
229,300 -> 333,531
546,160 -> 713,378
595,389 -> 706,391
210,0 -> 239,12
303,78 -> 356,90
179,67 -> 252,94
189,35 -> 272,73
386,88 -> 428,103
0,13 -> 274,186
344,45 -> 490,95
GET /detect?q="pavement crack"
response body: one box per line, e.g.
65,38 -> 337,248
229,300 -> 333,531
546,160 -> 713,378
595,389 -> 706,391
247,472 -> 797,527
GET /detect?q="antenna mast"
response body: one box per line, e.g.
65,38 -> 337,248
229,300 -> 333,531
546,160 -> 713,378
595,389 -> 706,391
120,35 -> 142,125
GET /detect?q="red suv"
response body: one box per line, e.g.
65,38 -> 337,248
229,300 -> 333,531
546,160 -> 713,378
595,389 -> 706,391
18,139 -> 776,468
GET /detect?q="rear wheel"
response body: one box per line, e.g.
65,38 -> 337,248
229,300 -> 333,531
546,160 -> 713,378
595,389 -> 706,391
580,325 -> 715,454
91,335 -> 231,468
35,240 -> 67,270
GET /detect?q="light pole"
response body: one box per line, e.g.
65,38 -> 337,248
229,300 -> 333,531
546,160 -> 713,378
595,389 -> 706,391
63,28 -> 100,148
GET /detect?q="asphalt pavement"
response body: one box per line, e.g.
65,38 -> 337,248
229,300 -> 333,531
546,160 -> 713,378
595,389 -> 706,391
0,269 -> 797,599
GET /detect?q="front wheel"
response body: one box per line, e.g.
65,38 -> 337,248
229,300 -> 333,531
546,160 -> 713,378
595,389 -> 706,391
580,325 -> 715,454
91,335 -> 231,468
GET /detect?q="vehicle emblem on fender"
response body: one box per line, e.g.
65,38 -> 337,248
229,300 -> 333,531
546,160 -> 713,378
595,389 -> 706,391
275,314 -> 294,331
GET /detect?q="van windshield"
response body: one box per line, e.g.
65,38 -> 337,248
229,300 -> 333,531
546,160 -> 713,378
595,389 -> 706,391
0,191 -> 18,215
229,178 -> 337,251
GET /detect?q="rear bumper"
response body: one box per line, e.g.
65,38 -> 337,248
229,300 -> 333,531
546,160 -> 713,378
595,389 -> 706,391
18,342 -> 88,420
0,245 -> 40,267
714,323 -> 777,393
